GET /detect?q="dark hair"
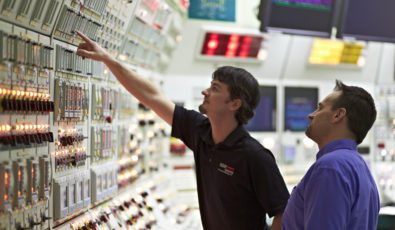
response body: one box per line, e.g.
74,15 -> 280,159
332,80 -> 376,144
212,66 -> 260,125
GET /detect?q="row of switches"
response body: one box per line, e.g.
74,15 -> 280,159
0,132 -> 54,146
1,98 -> 54,113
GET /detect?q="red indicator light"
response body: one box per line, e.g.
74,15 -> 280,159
209,33 -> 219,39
227,42 -> 238,50
207,40 -> 218,49
239,52 -> 249,58
243,36 -> 252,43
227,35 -> 239,52
229,35 -> 240,42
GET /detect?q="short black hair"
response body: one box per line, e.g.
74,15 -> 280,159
332,80 -> 376,144
212,66 -> 260,125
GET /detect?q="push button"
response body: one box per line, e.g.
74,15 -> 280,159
0,136 -> 7,145
10,99 -> 17,111
67,136 -> 73,145
19,100 -> 24,111
35,133 -> 42,144
5,99 -> 12,111
1,99 -> 7,111
30,100 -> 36,111
44,100 -> 49,112
15,99 -> 22,111
60,136 -> 67,146
22,134 -> 30,145
49,101 -> 54,112
44,101 -> 50,112
47,132 -> 54,142
9,135 -> 16,146
38,100 -> 44,112
28,134 -> 36,144
23,99 -> 29,111
40,133 -> 47,142
16,135 -> 24,144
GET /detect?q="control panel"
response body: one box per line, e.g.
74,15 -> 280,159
0,0 -> 187,229
0,20 -> 53,230
374,85 -> 395,205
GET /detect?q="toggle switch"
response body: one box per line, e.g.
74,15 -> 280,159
0,162 -> 12,212
12,160 -> 25,209
27,158 -> 39,205
39,156 -> 50,200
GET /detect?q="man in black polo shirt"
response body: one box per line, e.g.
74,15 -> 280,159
76,31 -> 290,230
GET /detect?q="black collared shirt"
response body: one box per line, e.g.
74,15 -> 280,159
171,106 -> 290,230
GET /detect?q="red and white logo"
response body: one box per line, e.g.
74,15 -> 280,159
217,162 -> 235,176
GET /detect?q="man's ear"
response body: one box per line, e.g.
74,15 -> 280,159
229,98 -> 242,111
333,108 -> 347,122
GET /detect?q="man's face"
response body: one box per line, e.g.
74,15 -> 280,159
199,80 -> 233,117
305,91 -> 341,143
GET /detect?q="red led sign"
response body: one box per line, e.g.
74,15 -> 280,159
201,32 -> 263,59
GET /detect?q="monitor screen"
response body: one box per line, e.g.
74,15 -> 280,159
337,0 -> 395,43
258,0 -> 339,37
284,87 -> 318,131
245,86 -> 276,132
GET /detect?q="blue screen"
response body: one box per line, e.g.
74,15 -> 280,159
245,86 -> 276,132
284,87 -> 318,132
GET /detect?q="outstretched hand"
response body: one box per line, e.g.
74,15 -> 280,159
76,31 -> 110,62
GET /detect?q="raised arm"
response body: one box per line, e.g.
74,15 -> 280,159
76,31 -> 175,125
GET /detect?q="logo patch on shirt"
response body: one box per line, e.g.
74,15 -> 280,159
217,162 -> 235,176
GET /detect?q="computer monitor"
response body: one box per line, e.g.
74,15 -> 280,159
284,87 -> 318,131
336,0 -> 395,43
258,0 -> 340,37
245,86 -> 277,132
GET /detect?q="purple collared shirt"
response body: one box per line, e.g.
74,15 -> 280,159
282,139 -> 380,230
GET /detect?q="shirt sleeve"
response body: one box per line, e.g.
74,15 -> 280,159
304,167 -> 352,230
171,105 -> 206,152
250,149 -> 290,217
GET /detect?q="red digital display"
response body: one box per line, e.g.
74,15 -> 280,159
201,32 -> 263,59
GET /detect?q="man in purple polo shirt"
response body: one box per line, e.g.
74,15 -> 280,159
282,80 -> 380,229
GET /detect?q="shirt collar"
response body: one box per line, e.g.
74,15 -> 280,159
201,122 -> 248,148
316,139 -> 357,160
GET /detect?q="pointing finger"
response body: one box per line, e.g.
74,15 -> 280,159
76,31 -> 93,44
